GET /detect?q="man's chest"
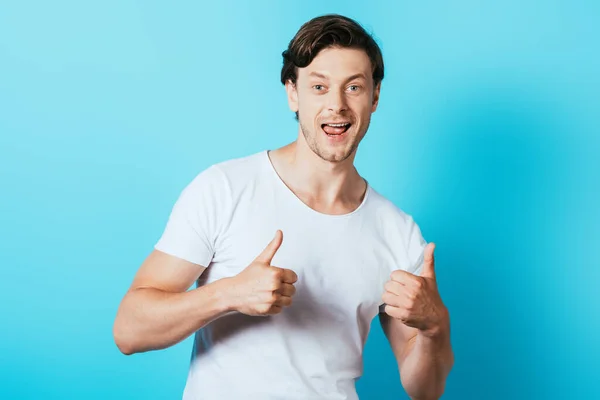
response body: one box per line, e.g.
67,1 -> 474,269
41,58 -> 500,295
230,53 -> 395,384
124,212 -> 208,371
201,209 -> 410,319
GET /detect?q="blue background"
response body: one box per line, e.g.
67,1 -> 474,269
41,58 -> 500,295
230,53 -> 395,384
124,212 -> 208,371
1,1 -> 598,399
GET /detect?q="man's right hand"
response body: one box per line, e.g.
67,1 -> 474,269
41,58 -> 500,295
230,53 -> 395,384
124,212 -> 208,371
227,230 -> 298,316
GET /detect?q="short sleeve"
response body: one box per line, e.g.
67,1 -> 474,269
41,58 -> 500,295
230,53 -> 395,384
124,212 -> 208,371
405,216 -> 428,277
154,165 -> 230,267
379,214 -> 428,314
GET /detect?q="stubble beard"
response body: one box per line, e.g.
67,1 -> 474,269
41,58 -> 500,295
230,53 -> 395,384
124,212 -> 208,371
299,120 -> 363,163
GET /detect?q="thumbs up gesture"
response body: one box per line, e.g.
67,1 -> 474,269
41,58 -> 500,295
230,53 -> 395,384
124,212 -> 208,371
382,243 -> 448,336
228,230 -> 298,316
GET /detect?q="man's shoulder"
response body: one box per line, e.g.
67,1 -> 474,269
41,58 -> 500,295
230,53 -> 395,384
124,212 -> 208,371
212,150 -> 266,171
365,185 -> 417,229
189,150 -> 268,195
367,186 -> 409,217
182,150 -> 266,192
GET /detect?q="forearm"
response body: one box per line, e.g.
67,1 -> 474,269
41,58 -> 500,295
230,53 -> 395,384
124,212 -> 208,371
113,278 -> 233,355
400,316 -> 454,400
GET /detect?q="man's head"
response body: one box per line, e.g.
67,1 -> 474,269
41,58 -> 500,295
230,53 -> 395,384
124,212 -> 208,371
281,14 -> 384,163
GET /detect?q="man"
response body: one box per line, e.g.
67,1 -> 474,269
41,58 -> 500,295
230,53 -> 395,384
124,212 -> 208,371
114,14 -> 454,400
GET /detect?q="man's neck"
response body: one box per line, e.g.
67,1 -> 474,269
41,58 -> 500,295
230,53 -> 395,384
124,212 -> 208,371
267,141 -> 367,215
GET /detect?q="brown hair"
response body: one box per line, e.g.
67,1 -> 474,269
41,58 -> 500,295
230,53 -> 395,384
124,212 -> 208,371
281,14 -> 385,87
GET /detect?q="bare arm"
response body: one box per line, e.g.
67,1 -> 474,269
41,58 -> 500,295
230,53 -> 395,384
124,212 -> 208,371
112,249 -> 232,355
380,243 -> 454,399
113,230 -> 297,355
380,311 -> 453,400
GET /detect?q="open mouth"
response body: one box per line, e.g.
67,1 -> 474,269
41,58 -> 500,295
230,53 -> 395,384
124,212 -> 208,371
321,122 -> 352,136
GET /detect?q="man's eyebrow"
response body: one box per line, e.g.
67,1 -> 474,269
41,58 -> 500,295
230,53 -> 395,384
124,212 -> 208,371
345,73 -> 368,82
308,72 -> 368,82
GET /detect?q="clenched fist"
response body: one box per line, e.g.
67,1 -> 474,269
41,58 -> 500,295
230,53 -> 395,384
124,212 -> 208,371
382,243 -> 449,336
228,230 -> 298,316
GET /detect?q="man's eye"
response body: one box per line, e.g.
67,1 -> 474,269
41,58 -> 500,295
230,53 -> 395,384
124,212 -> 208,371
348,85 -> 360,91
313,85 -> 324,91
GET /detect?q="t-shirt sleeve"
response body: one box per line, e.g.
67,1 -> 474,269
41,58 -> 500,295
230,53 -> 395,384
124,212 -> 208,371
405,216 -> 428,277
379,214 -> 428,313
154,165 -> 230,267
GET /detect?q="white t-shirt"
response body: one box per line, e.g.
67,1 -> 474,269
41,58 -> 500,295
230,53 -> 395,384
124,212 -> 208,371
155,150 -> 427,400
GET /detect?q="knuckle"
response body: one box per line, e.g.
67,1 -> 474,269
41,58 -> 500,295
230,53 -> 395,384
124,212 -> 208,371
385,305 -> 403,320
382,292 -> 392,304
265,292 -> 278,304
272,268 -> 283,280
258,304 -> 271,314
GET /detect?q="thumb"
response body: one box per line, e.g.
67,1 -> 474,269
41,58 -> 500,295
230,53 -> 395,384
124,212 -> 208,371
254,230 -> 283,264
421,242 -> 436,280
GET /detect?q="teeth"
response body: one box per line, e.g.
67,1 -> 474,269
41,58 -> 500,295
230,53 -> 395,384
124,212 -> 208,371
326,123 -> 349,127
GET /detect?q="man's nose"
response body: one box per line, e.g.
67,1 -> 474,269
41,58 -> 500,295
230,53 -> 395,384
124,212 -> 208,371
326,88 -> 348,113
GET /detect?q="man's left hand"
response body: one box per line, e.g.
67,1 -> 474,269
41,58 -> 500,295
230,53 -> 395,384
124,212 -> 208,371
382,243 -> 448,337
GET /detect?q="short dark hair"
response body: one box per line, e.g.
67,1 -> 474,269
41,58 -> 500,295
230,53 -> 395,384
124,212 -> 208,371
281,14 -> 385,87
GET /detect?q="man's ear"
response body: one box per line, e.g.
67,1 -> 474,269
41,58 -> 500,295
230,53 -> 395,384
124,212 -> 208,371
285,80 -> 299,113
371,82 -> 381,113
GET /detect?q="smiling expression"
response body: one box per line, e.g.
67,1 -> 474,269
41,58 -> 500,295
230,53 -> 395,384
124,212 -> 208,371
286,47 -> 381,163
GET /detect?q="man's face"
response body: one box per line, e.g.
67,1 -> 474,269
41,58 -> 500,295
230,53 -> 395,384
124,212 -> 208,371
286,47 -> 380,163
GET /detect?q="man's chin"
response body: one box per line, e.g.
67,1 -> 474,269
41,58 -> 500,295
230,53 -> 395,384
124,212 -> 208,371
314,146 -> 355,163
